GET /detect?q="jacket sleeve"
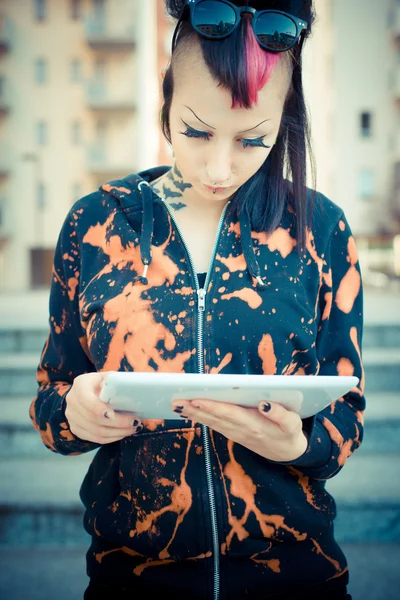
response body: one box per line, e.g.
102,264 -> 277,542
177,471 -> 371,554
270,211 -> 366,479
29,209 -> 102,456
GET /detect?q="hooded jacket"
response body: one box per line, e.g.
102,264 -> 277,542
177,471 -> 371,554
30,166 -> 365,599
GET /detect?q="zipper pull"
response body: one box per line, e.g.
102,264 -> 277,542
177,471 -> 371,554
197,288 -> 206,312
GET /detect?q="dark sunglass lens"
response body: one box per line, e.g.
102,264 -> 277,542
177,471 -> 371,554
254,13 -> 297,50
194,1 -> 236,37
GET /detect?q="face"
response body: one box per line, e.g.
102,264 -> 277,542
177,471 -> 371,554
169,40 -> 292,206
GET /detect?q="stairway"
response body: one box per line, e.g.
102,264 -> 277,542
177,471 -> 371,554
0,322 -> 399,546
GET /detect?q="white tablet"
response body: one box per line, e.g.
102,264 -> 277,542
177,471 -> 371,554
99,372 -> 359,420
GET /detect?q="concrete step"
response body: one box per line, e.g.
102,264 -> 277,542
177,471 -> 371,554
0,329 -> 48,354
0,452 -> 399,545
2,323 -> 400,354
0,350 -> 400,397
1,543 -> 399,600
3,453 -> 395,509
0,455 -> 93,507
1,394 -> 399,457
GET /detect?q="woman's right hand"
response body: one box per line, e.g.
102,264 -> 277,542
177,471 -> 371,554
64,372 -> 142,444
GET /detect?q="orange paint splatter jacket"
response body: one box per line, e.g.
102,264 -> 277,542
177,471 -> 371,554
30,166 -> 365,599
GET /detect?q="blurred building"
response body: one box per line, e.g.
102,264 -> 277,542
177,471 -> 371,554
303,0 -> 395,236
0,0 -> 398,292
0,0 -> 161,292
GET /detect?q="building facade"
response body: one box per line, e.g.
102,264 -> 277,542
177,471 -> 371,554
0,0 -> 159,291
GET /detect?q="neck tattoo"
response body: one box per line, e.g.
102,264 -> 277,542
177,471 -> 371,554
150,162 -> 192,212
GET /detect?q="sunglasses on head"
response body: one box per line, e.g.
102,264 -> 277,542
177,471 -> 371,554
171,0 -> 308,54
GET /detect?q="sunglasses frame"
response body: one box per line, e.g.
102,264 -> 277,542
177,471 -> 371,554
171,0 -> 308,54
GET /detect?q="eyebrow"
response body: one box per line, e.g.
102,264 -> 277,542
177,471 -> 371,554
183,105 -> 271,133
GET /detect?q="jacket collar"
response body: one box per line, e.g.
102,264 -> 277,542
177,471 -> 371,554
100,166 -> 268,290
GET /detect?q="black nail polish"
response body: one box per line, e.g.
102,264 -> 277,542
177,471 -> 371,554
179,415 -> 189,419
261,402 -> 271,413
132,418 -> 139,426
173,407 -> 184,414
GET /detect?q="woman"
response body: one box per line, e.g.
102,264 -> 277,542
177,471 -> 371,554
30,1 -> 364,598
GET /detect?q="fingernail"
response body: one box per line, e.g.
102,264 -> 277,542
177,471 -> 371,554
179,415 -> 189,419
131,418 -> 140,426
135,424 -> 143,432
173,407 -> 184,414
104,410 -> 114,419
260,402 -> 271,413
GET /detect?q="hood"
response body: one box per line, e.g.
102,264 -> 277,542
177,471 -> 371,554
100,166 -> 268,289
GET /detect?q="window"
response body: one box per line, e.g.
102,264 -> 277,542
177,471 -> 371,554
36,121 -> 48,145
35,58 -> 47,84
359,169 -> 375,201
95,118 -> 108,142
37,182 -> 46,209
360,112 -> 372,138
35,0 -> 46,21
0,198 -> 4,228
30,248 -> 54,288
72,183 -> 82,203
389,134 -> 395,153
93,0 -> 105,12
72,120 -> 83,144
94,58 -> 106,82
71,0 -> 82,20
71,59 -> 83,83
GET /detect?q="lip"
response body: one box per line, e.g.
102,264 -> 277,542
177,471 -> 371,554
203,184 -> 231,193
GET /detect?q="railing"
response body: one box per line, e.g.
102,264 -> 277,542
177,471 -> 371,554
0,198 -> 10,249
392,2 -> 400,40
0,79 -> 11,114
0,15 -> 12,52
0,144 -> 12,176
86,81 -> 136,111
357,234 -> 400,288
87,145 -> 135,176
84,13 -> 135,49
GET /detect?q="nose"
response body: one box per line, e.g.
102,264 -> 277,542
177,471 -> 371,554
205,142 -> 233,185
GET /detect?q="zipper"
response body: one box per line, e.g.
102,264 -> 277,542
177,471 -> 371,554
160,197 -> 230,600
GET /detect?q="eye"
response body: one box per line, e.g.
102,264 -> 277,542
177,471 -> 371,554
179,120 -> 272,150
241,136 -> 271,150
179,122 -> 210,141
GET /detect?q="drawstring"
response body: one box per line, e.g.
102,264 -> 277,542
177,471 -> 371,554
135,178 -> 266,289
137,180 -> 154,285
239,207 -> 268,290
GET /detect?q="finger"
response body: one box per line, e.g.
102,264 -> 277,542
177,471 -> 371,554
77,390 -> 113,420
103,411 -> 142,429
176,400 -> 244,434
180,398 -> 252,424
97,424 -> 143,438
71,393 -> 141,429
258,401 -> 302,434
75,372 -> 116,420
71,422 -> 143,443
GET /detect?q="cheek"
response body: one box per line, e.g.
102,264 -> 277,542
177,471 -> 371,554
239,151 -> 270,181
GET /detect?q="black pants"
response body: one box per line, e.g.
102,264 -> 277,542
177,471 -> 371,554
84,581 -> 352,600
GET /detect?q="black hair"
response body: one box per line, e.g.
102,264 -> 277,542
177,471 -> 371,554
161,0 -> 317,254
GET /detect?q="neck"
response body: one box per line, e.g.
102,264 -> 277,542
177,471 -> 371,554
150,162 -> 229,221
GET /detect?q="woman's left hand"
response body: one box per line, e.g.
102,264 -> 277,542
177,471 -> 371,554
171,398 -> 308,463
